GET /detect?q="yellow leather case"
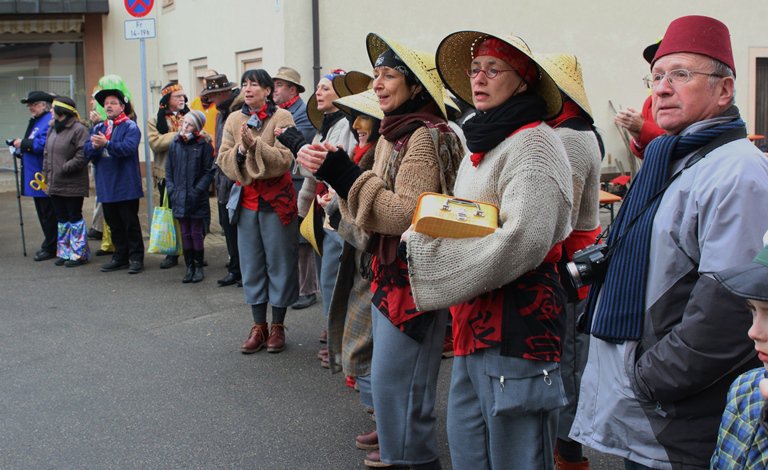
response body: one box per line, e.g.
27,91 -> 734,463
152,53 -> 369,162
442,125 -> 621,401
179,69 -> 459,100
412,192 -> 499,238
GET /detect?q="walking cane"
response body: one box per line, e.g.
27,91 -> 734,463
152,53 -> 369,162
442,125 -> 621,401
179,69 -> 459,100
10,148 -> 27,256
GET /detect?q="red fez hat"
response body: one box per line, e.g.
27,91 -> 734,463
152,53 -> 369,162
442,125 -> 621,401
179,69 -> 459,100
652,15 -> 735,76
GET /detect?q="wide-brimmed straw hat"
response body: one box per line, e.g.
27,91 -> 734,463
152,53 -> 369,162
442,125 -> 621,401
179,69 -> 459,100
333,70 -> 374,99
306,70 -> 354,131
538,53 -> 593,121
334,89 -> 384,120
366,32 -> 448,119
436,31 -> 562,118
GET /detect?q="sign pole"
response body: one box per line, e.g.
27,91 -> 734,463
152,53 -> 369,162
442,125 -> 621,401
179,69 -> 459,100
139,36 -> 153,227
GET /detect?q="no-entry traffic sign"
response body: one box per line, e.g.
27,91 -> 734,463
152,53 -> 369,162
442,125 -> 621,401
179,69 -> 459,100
125,0 -> 154,18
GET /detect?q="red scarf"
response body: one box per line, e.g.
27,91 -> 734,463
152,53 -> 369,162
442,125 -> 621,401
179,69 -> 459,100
104,112 -> 130,140
352,143 -> 372,165
251,104 -> 268,121
470,121 -> 542,167
278,95 -> 300,110
546,100 -> 583,129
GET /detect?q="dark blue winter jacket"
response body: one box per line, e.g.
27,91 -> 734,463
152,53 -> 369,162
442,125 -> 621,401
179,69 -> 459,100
165,133 -> 215,219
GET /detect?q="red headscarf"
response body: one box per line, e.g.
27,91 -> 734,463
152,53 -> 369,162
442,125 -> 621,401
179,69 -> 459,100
474,38 -> 538,85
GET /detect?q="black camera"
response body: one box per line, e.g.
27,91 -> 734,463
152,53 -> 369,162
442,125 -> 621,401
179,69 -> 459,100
564,244 -> 610,290
6,138 -> 14,146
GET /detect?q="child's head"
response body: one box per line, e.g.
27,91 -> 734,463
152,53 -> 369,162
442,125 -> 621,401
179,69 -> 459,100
181,110 -> 206,136
714,233 -> 768,368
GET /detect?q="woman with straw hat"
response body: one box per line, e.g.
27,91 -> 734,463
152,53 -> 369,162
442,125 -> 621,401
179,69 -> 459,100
322,79 -> 381,446
401,31 -> 574,469
43,96 -> 91,267
216,69 -> 298,355
538,53 -> 603,470
298,33 -> 464,469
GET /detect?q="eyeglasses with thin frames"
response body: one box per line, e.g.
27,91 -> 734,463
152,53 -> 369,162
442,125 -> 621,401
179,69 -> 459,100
466,67 -> 517,79
643,69 -> 725,89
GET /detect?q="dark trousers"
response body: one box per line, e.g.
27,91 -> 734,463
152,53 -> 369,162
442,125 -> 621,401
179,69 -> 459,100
218,202 -> 240,276
102,199 -> 144,263
50,196 -> 84,223
178,217 -> 205,251
33,196 -> 57,253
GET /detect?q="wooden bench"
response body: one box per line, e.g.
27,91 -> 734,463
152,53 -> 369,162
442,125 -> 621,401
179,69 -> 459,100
599,190 -> 622,224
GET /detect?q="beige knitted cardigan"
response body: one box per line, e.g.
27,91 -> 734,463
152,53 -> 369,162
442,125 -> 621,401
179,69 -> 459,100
339,126 -> 443,236
407,124 -> 573,312
215,107 -> 295,185
556,126 -> 602,231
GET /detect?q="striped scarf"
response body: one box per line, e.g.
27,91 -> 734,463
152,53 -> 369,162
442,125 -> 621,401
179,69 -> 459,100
586,117 -> 746,342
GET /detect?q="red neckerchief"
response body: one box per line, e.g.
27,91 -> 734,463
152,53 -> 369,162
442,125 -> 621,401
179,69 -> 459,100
352,143 -> 372,165
105,112 -> 130,140
546,100 -> 583,129
470,120 -> 542,167
250,104 -> 268,121
278,95 -> 300,109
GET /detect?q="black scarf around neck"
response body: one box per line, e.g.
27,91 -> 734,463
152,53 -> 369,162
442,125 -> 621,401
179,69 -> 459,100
463,93 -> 547,153
53,115 -> 73,133
320,111 -> 344,141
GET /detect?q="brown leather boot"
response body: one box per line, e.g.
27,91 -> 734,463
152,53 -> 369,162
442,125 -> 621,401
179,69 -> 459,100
555,451 -> 590,470
241,323 -> 268,354
355,429 -> 378,450
267,323 -> 286,353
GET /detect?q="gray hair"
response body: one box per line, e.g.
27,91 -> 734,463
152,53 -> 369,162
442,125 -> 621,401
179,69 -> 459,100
710,58 -> 735,105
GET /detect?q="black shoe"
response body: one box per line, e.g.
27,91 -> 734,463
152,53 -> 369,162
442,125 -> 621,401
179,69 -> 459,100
182,265 -> 195,283
128,260 -> 143,274
95,249 -> 113,257
237,280 -> 243,287
159,255 -> 179,269
65,259 -> 87,267
292,294 -> 317,310
54,257 -> 67,266
101,259 -> 129,272
87,228 -> 103,240
34,250 -> 55,262
217,272 -> 241,286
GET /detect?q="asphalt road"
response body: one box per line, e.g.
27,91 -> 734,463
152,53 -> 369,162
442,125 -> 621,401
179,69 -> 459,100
0,191 -> 623,469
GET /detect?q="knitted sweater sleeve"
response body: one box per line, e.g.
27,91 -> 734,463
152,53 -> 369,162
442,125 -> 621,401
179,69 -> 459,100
242,110 -> 295,180
407,131 -> 573,311
341,127 -> 441,236
559,127 -> 601,231
215,113 -> 249,184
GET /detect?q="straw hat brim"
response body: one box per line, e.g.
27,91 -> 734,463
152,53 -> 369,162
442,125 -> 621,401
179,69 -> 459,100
366,32 -> 448,119
334,89 -> 384,120
537,53 -> 593,121
345,71 -> 374,95
435,31 -> 562,119
306,94 -> 322,131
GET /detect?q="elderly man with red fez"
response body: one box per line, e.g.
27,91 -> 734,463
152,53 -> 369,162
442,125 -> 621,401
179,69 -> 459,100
570,16 -> 768,469
148,81 -> 189,269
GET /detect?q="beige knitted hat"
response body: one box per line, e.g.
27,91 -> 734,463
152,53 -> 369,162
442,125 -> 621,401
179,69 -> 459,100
333,89 -> 384,120
366,32 -> 448,119
537,53 -> 593,121
436,31 -> 562,119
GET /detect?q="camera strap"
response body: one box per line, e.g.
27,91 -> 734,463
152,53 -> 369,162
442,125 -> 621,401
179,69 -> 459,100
602,126 -> 746,258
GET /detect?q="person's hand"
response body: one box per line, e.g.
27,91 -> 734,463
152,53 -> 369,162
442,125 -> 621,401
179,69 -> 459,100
12,139 -> 21,149
297,142 -> 333,173
614,107 -> 644,139
274,127 -> 285,137
240,124 -> 256,151
759,377 -> 768,400
90,132 -> 108,149
401,224 -> 416,243
89,110 -> 103,124
316,188 -> 335,209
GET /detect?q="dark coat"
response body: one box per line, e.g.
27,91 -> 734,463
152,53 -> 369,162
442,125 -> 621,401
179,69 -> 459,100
43,118 -> 90,198
214,90 -> 241,205
165,133 -> 215,219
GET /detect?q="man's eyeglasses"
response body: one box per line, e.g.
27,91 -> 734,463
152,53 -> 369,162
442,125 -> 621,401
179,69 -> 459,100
643,69 -> 725,89
466,67 -> 517,79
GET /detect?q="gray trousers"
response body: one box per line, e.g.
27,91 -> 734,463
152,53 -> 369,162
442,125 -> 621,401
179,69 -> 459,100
448,348 -> 561,470
557,299 -> 590,441
317,229 -> 344,317
237,208 -> 298,308
371,305 -> 447,466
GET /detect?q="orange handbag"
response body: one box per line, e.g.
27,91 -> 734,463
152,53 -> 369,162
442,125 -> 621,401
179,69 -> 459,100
412,192 -> 499,238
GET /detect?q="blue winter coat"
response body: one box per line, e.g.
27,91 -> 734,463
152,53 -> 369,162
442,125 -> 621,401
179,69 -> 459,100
19,112 -> 53,197
165,133 -> 215,219
83,119 -> 144,203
